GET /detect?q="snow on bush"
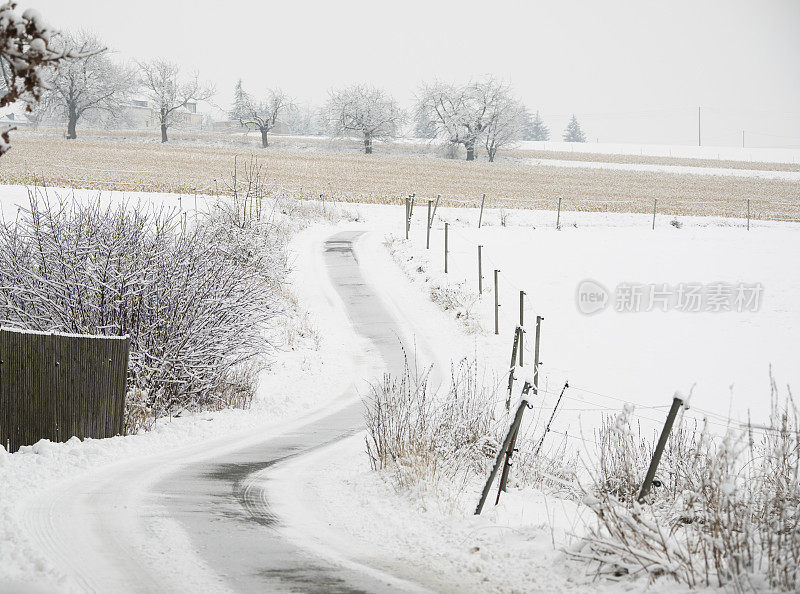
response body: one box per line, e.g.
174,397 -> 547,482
574,377 -> 800,591
364,356 -> 501,501
0,187 -> 286,425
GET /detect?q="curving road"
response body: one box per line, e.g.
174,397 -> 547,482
20,230 -> 427,593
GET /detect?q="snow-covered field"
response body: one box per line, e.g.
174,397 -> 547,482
1,184 -> 798,592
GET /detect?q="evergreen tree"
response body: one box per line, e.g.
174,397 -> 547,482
230,79 -> 248,123
522,109 -> 549,141
562,114 -> 586,142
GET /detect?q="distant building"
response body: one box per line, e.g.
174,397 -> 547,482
0,111 -> 35,128
122,98 -> 204,130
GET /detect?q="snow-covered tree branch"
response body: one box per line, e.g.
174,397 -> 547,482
0,2 -> 75,154
323,84 -> 404,154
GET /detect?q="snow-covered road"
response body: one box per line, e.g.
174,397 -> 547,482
16,230 -> 427,593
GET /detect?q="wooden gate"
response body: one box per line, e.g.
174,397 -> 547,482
0,328 -> 129,452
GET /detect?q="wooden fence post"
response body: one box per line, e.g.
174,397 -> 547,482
494,270 -> 500,335
475,381 -> 532,515
637,395 -> 684,502
477,245 -> 483,294
478,193 -> 486,228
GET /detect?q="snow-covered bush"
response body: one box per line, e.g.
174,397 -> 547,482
364,356 -> 501,497
0,187 -> 285,423
576,378 -> 800,591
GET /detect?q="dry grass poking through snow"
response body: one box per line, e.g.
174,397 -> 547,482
2,132 -> 799,221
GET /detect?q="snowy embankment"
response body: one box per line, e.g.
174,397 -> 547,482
0,187 -> 370,590
263,204 -> 799,593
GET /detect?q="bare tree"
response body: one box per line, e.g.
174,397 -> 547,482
137,59 -> 214,143
483,96 -> 525,162
232,85 -> 292,148
417,78 -> 514,161
323,85 -> 404,154
0,3 -> 75,155
42,31 -> 134,139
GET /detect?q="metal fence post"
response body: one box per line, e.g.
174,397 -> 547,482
637,395 -> 684,502
556,196 -> 562,229
444,222 -> 449,273
478,193 -> 486,228
477,245 -> 483,294
494,270 -> 500,335
405,196 -> 410,239
519,291 -> 525,367
652,198 -> 657,230
475,381 -> 532,515
426,199 -> 432,248
533,316 -> 543,395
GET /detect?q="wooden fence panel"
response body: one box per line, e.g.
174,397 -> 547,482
0,329 -> 129,452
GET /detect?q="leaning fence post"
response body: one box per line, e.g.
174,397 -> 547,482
432,194 -> 440,222
652,198 -> 657,230
494,269 -> 500,335
477,245 -> 483,294
556,196 -> 562,229
426,199 -> 432,249
496,381 -> 535,502
444,223 -> 449,273
478,193 -> 486,228
519,291 -> 525,367
637,395 -> 684,502
409,193 -> 415,220
475,381 -> 532,515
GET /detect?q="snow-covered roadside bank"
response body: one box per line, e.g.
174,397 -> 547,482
262,204 -> 799,593
0,221 -> 372,590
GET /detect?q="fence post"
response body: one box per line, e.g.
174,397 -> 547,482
506,327 -> 520,409
409,193 -> 415,219
494,269 -> 500,335
478,193 -> 486,228
519,291 -> 525,367
747,198 -> 751,231
432,194 -> 440,222
652,198 -> 657,230
444,223 -> 449,273
533,316 -> 543,395
556,196 -> 562,229
637,395 -> 684,502
475,381 -> 532,515
496,381 -> 535,502
477,245 -> 483,294
426,199 -> 432,249
405,196 -> 410,239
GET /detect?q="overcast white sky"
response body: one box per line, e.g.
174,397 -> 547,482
31,0 -> 800,147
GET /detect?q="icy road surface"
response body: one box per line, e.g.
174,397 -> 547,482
20,230 -> 427,593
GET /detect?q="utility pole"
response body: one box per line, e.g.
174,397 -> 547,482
698,106 -> 701,147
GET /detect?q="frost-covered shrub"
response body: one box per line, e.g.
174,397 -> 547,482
364,356 -> 501,496
0,188 -> 284,423
576,378 -> 800,592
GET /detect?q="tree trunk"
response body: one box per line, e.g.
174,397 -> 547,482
364,134 -> 372,154
161,123 -> 168,143
66,110 -> 78,140
260,128 -> 269,148
465,141 -> 475,161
